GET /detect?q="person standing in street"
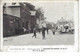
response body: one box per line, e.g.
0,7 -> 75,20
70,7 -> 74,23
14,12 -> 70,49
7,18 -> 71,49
42,26 -> 46,39
23,27 -> 27,34
46,28 -> 49,34
51,28 -> 55,35
32,27 -> 36,38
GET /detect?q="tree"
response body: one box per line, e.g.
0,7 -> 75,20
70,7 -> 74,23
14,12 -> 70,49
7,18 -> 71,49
23,2 -> 35,11
36,8 -> 44,19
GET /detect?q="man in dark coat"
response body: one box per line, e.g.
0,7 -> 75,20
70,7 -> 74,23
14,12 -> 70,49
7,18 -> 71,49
51,28 -> 55,35
46,28 -> 49,34
42,26 -> 46,39
32,27 -> 36,38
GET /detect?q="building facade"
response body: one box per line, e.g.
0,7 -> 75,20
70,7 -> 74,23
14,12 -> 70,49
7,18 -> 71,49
3,3 -> 36,37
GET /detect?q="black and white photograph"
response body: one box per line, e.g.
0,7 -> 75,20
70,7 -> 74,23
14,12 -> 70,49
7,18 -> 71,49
3,1 -> 77,47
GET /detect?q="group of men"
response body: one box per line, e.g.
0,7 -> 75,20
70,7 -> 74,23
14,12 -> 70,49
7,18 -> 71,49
32,26 -> 46,39
32,26 -> 55,39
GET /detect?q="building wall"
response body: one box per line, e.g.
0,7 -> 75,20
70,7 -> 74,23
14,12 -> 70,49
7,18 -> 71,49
3,14 -> 20,37
20,4 -> 36,33
3,3 -> 37,37
4,6 -> 20,17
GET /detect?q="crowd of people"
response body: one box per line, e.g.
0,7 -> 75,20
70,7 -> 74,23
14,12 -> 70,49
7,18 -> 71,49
56,23 -> 74,33
32,25 -> 55,39
32,23 -> 74,39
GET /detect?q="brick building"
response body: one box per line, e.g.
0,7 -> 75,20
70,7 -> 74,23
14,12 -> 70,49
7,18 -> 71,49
3,3 -> 36,37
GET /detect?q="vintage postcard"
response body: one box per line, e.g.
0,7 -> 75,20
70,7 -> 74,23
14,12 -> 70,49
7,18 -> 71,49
0,0 -> 79,52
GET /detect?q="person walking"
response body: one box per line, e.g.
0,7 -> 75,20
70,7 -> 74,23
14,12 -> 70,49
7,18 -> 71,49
46,28 -> 49,34
42,26 -> 46,39
51,28 -> 55,35
32,27 -> 36,38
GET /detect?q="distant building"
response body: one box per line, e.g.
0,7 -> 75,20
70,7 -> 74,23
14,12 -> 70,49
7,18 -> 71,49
56,17 -> 74,33
56,17 -> 68,26
3,3 -> 36,37
56,17 -> 74,26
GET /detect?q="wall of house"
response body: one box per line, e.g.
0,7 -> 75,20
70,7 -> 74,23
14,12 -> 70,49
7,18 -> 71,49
3,14 -> 20,37
3,3 -> 37,37
5,6 -> 20,17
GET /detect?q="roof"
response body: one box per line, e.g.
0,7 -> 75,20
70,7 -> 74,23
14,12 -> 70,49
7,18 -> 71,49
4,3 -> 20,6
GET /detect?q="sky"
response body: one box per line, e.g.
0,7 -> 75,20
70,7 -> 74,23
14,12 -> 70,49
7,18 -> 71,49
4,2 -> 74,23
29,1 -> 74,23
